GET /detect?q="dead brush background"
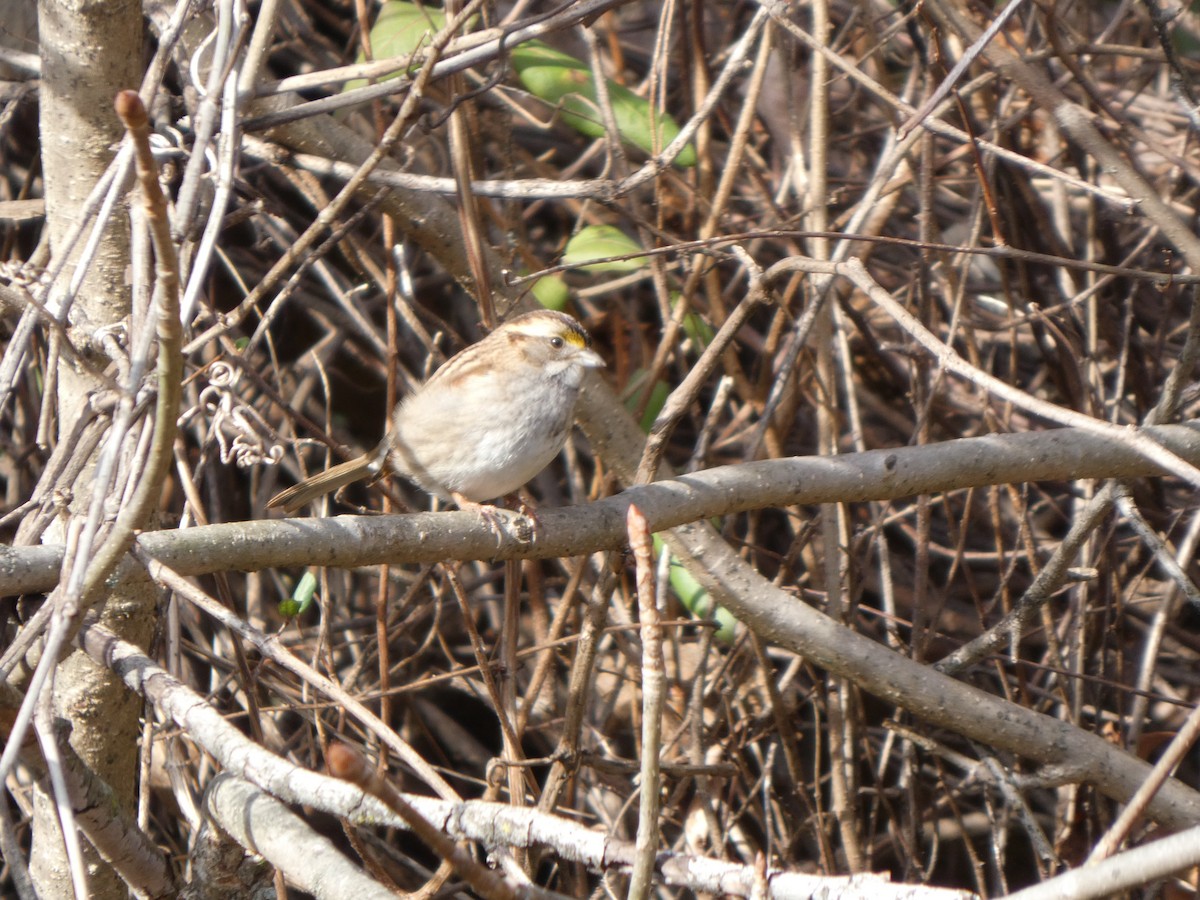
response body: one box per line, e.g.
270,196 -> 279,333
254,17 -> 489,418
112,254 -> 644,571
3,0 -> 1200,897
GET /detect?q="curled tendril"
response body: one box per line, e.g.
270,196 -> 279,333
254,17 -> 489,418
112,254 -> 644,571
184,361 -> 285,468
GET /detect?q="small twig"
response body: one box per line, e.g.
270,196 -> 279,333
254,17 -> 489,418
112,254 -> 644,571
0,147 -> 133,419
766,256 -> 1200,492
173,0 -> 248,236
14,714 -> 178,898
0,89 -> 184,790
0,789 -> 35,899
444,565 -> 533,804
1008,822 -> 1200,900
236,0 -> 281,95
241,0 -> 630,130
537,565 -> 617,812
34,691 -> 90,899
898,0 -> 1031,138
635,247 -> 769,483
922,0 -> 1200,271
935,481 -> 1117,675
184,0 -> 484,355
327,741 -> 556,900
85,607 -> 954,896
138,548 -> 462,801
627,504 -> 664,900
938,286 -> 1200,673
445,0 -> 494,327
1089,695 -> 1200,862
1116,487 -> 1200,612
71,91 -> 182,611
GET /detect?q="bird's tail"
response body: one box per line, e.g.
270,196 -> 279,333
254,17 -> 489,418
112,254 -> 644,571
267,452 -> 380,513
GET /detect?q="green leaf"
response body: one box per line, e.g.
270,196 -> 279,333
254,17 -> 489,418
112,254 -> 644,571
670,294 -> 714,350
653,535 -> 738,643
682,312 -> 714,350
279,571 -> 318,618
625,368 -> 670,432
511,41 -> 697,167
562,225 -> 647,273
1174,19 -> 1200,59
531,274 -> 571,311
630,368 -> 737,641
344,3 -> 466,92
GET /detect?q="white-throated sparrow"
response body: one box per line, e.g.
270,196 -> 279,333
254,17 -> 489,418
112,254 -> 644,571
268,309 -> 604,513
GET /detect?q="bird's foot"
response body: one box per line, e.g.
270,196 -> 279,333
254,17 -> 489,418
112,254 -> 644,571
451,493 -> 535,546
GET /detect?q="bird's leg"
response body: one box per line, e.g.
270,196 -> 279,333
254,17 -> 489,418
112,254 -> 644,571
451,493 -> 535,546
512,493 -> 543,535
451,492 -> 505,543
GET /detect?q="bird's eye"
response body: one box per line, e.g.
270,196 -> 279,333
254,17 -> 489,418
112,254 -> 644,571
550,336 -> 564,349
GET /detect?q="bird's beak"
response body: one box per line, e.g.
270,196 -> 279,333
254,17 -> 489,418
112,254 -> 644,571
578,348 -> 605,369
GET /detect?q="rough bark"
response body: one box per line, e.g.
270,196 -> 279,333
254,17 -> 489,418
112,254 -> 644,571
30,2 -> 150,898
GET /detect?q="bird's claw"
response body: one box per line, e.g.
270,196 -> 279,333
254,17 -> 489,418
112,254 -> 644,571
452,494 -> 536,546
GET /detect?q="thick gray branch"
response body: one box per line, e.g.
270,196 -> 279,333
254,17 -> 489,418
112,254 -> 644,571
202,775 -> 394,900
4,422 -> 1200,597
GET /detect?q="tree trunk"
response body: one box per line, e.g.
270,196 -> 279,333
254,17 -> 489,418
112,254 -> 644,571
30,2 -> 150,898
